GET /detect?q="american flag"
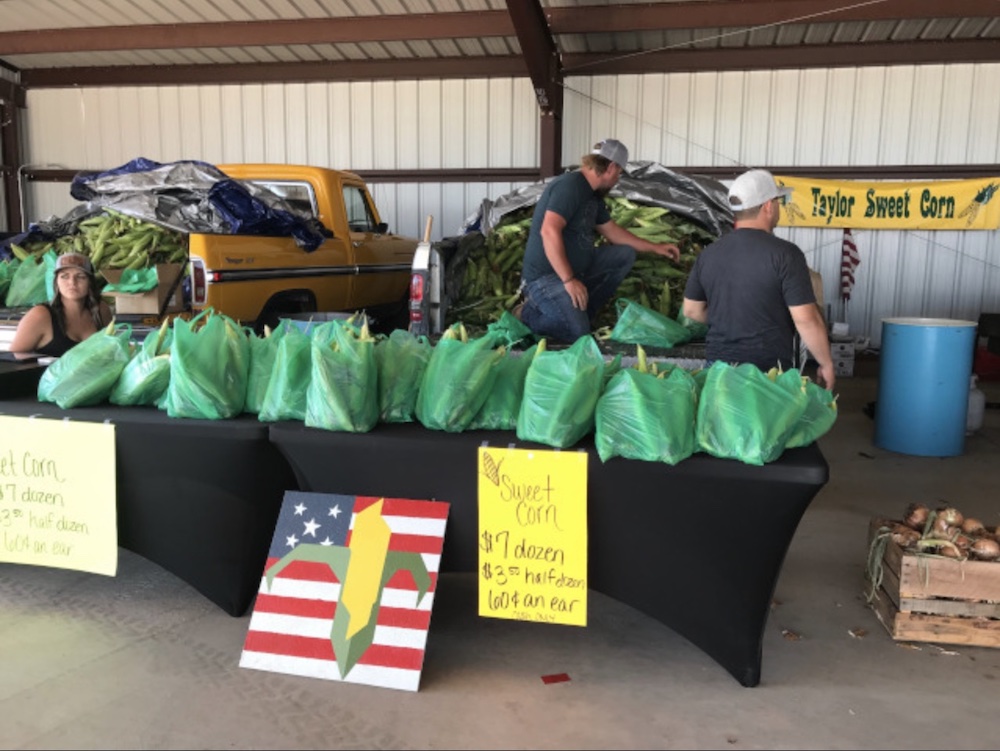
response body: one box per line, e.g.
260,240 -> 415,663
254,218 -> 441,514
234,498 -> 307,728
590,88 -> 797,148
240,491 -> 449,692
840,228 -> 860,301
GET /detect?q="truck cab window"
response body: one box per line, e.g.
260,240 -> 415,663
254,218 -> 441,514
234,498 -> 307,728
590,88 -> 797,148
248,180 -> 318,219
344,186 -> 377,233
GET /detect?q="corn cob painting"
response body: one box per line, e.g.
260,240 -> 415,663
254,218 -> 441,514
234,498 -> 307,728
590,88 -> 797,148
240,491 -> 450,692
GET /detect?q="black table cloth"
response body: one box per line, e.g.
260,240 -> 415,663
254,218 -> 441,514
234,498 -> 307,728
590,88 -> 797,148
267,419 -> 829,687
0,358 -> 46,399
0,397 -> 298,616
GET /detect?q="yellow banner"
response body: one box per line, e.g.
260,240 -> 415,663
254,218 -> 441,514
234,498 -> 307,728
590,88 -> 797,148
775,176 -> 1000,230
0,416 -> 117,576
477,446 -> 588,626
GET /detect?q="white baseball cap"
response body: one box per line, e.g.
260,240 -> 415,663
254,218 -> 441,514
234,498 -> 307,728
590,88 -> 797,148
728,169 -> 793,211
591,139 -> 629,170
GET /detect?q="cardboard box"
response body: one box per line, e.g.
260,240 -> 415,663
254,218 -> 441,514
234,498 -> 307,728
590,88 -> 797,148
103,263 -> 185,315
834,359 -> 854,377
865,517 -> 1000,649
831,342 -> 855,358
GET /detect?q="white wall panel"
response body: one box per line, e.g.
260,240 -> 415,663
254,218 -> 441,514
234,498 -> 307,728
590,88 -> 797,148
768,70 -> 799,165
793,70 -> 827,165
18,64 -> 1000,347
738,71 -> 768,165
850,68 -> 885,165
968,66 -> 1000,163
416,80 -> 442,169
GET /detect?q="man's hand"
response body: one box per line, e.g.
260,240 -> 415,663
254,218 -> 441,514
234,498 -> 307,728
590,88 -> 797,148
815,361 -> 836,392
653,242 -> 681,262
564,278 -> 588,310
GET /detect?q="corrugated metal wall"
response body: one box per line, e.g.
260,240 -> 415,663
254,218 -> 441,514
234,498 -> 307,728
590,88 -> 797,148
19,63 -> 1000,346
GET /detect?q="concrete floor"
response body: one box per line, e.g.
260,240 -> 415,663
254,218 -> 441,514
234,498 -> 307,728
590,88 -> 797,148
2,359 -> 999,750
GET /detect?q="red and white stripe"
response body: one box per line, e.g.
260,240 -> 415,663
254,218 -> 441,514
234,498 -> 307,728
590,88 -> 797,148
240,497 -> 449,692
840,228 -> 860,301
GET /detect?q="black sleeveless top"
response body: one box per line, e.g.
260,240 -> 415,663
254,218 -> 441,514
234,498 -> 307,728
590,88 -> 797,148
35,303 -> 80,357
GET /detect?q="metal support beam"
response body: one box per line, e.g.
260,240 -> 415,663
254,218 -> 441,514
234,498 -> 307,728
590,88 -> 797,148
505,0 -> 563,177
0,81 -> 24,232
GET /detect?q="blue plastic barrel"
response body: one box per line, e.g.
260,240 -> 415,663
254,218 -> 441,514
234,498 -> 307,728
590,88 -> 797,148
874,317 -> 977,456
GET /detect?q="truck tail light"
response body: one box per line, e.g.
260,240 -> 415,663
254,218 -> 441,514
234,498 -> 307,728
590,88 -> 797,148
410,272 -> 424,306
190,258 -> 207,306
409,272 -> 426,330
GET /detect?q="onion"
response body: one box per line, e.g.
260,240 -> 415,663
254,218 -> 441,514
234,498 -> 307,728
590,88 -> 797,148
952,533 -> 973,551
970,537 -> 1000,561
961,517 -> 985,535
890,524 -> 921,548
903,503 -> 930,531
937,543 -> 963,559
930,516 -> 952,537
937,507 -> 964,527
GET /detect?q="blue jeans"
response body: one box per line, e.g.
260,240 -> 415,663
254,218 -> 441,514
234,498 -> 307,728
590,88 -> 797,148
521,244 -> 636,343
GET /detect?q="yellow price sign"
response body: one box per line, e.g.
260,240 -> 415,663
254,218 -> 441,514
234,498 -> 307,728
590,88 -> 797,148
477,446 -> 588,626
0,416 -> 118,576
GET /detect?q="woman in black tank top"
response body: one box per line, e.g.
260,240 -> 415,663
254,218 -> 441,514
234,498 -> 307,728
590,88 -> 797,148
9,253 -> 112,357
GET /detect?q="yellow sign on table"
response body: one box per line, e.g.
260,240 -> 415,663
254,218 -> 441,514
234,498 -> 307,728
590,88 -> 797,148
0,416 -> 117,576
477,446 -> 588,626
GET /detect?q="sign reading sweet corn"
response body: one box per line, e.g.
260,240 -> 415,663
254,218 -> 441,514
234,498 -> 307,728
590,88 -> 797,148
0,416 -> 117,576
776,176 -> 1000,230
477,446 -> 588,626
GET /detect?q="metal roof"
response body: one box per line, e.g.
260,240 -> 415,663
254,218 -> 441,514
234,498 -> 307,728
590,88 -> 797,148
0,0 -> 997,89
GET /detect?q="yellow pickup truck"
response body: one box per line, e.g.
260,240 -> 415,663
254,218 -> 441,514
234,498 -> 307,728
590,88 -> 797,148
188,164 -> 418,332
0,163 -> 419,337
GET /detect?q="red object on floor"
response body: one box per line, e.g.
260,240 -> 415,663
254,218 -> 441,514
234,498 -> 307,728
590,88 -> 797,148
541,673 -> 570,685
974,346 -> 1000,381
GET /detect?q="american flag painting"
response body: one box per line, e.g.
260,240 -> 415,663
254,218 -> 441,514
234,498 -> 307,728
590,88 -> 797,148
240,491 -> 450,692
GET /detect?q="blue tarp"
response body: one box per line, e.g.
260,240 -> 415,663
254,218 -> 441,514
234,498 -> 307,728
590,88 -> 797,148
1,158 -> 328,261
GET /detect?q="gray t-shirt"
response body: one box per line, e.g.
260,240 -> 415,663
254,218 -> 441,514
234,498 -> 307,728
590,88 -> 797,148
683,228 -> 816,370
521,170 -> 611,282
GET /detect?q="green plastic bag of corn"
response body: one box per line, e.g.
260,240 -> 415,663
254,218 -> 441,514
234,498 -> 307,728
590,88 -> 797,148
0,257 -> 20,303
595,359 -> 698,465
375,328 -> 433,423
415,323 -> 505,432
517,334 -> 605,449
243,320 -> 290,415
109,319 -> 173,407
163,310 -> 249,420
467,343 -> 539,431
785,376 -> 838,448
609,297 -> 692,349
694,361 -> 809,465
38,322 -> 132,409
6,249 -> 55,307
305,318 -> 379,432
485,309 -> 535,349
256,321 -> 311,421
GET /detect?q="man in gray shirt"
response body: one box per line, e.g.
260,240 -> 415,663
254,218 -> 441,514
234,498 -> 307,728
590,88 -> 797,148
683,168 -> 835,390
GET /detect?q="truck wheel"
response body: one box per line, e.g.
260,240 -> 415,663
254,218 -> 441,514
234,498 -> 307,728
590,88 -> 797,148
256,297 -> 315,336
369,295 -> 410,336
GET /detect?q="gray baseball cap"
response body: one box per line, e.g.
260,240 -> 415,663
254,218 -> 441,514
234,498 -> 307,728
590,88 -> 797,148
728,169 -> 793,211
592,138 -> 629,170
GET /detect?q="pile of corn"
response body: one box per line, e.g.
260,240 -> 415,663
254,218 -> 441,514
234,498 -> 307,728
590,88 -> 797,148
445,197 -> 717,331
7,209 -> 188,275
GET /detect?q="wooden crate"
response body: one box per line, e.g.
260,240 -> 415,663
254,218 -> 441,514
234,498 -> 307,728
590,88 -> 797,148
864,517 -> 1000,648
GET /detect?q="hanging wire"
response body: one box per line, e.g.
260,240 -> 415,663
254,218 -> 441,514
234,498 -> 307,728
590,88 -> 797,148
562,0 -> 894,74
